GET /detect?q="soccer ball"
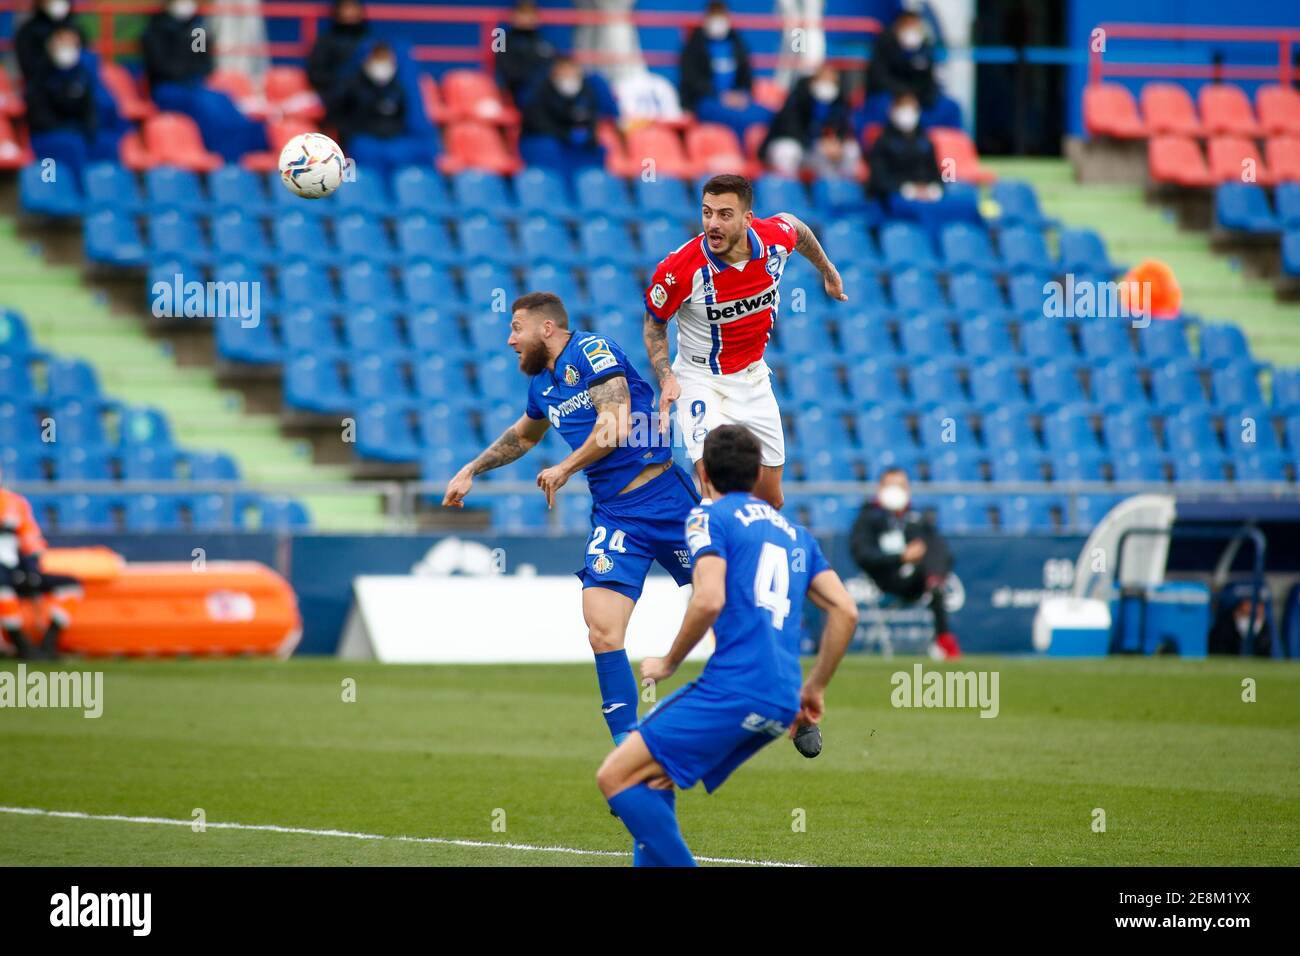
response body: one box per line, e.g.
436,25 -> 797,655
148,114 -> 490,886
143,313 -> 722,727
278,132 -> 346,199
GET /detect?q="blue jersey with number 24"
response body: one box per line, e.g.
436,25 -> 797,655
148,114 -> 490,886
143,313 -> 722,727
685,492 -> 830,710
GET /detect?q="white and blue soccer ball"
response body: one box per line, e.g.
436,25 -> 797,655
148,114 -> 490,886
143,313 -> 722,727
278,132 -> 346,199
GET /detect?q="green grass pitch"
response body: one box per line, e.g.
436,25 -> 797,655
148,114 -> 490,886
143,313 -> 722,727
1,656 -> 1296,866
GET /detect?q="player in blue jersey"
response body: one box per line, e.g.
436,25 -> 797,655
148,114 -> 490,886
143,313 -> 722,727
442,292 -> 700,751
596,425 -> 858,866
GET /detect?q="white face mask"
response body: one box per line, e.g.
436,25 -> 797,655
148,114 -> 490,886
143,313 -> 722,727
366,59 -> 396,85
554,75 -> 581,97
878,485 -> 910,512
1235,614 -> 1261,637
169,0 -> 197,19
898,27 -> 925,51
51,44 -> 80,69
891,105 -> 920,132
704,16 -> 729,40
44,0 -> 71,20
811,80 -> 838,103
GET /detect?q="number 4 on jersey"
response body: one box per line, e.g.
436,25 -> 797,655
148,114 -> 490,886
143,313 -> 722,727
754,542 -> 791,628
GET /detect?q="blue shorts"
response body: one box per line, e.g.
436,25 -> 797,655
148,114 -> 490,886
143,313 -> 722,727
637,681 -> 799,794
577,462 -> 699,601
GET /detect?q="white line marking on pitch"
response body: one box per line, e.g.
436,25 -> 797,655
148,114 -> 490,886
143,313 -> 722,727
0,805 -> 803,867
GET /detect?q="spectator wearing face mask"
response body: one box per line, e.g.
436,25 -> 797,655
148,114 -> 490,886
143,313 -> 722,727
759,63 -> 858,179
142,0 -> 269,163
678,1 -> 772,143
15,0 -> 85,80
307,0 -> 371,117
24,26 -> 124,188
858,10 -> 962,135
1208,595 -> 1272,657
518,56 -> 612,173
332,41 -> 439,182
849,468 -> 961,660
495,0 -> 555,109
866,92 -> 979,237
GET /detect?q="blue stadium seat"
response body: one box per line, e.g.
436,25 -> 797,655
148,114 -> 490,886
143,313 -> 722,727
940,222 -> 1000,274
333,169 -> 392,215
1112,449 -> 1166,482
1006,270 -> 1048,318
890,268 -> 945,316
989,447 -> 1045,482
451,170 -> 515,217
575,168 -> 633,221
118,406 -> 174,449
638,216 -> 681,258
990,181 -> 1058,231
804,448 -> 858,482
1274,368 -> 1300,413
184,450 -> 240,481
909,359 -> 966,407
144,167 -> 205,212
0,402 -> 35,447
419,446 -> 460,485
970,360 -> 1025,407
343,308 -> 404,353
413,356 -> 473,401
461,212 -> 519,264
983,405 -> 1040,450
515,167 -> 573,217
1058,228 -> 1119,278
998,225 -> 1054,276
125,494 -> 184,531
54,446 -> 114,482
1165,407 -> 1221,454
880,221 -> 938,270
355,402 -> 421,462
1139,320 -> 1190,359
754,176 -> 812,222
1091,359 -> 1147,407
791,406 -> 847,450
335,213 -> 397,264
524,263 -> 584,308
1079,319 -> 1134,359
396,213 -> 457,264
1199,322 -> 1251,366
210,258 -> 278,314
0,354 -> 35,396
1233,452 -> 1290,482
578,217 -> 637,267
417,400 -> 474,448
490,494 -> 550,532
853,405 -> 914,450
1071,494 -> 1125,531
280,306 -> 342,354
520,215 -> 580,267
585,263 -> 643,313
948,269 -> 1006,317
257,496 -> 312,530
1150,359 -> 1207,408
821,221 -> 881,270
1051,449 -> 1107,482
272,210 -> 332,263
838,314 -> 895,358
212,208 -> 275,265
476,354 -> 517,403
282,354 -> 351,414
1279,230 -> 1300,276
46,357 -> 100,399
811,176 -> 876,218
84,162 -> 144,213
1104,408 -> 1162,453
588,309 -> 637,347
189,493 -> 235,530
401,259 -> 468,308
1002,495 -> 1062,533
0,310 -> 33,355
939,494 -> 996,531
1030,360 -> 1088,407
915,404 -> 976,452
1212,364 -> 1264,406
19,163 -> 84,218
393,166 -> 456,218
1223,407 -> 1280,454
634,176 -> 693,220
778,313 -> 834,356
341,260 -> 400,309
467,309 -> 511,354
961,316 -> 1014,358
1215,183 -> 1279,233
83,208 -> 147,267
49,399 -> 106,447
1277,183 -> 1300,229
1019,318 -> 1076,361
215,312 -> 283,365
58,494 -> 119,532
210,166 -> 269,213
1171,450 -> 1229,482
928,448 -> 984,482
462,262 -> 518,312
898,316 -> 955,358
1042,408 -> 1101,452
845,357 -> 906,404
120,445 -> 178,481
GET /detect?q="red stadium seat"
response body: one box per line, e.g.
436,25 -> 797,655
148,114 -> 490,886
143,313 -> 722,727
438,121 -> 522,175
1206,136 -> 1272,185
129,112 -> 223,172
1257,85 -> 1300,137
440,70 -> 520,126
207,69 -> 269,121
751,77 -> 788,112
1140,83 -> 1202,136
99,61 -> 156,121
0,115 -> 33,169
611,123 -> 695,178
418,73 -> 446,123
1147,135 -> 1214,187
1197,85 -> 1260,137
927,127 -> 996,184
1083,83 -> 1145,139
743,122 -> 767,162
240,117 -> 316,172
0,65 -> 25,118
1265,136 -> 1300,183
264,66 -> 324,120
685,122 -> 754,176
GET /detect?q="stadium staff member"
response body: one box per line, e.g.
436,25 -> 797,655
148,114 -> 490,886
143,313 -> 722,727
760,62 -> 858,179
0,462 -> 81,660
849,467 -> 961,660
141,0 -> 269,163
494,0 -> 555,108
15,0 -> 84,79
677,0 -> 771,141
332,41 -> 440,182
518,55 -> 612,173
860,8 -> 961,131
307,0 -> 372,116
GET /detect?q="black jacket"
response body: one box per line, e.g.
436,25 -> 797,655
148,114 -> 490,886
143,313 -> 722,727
25,60 -> 97,135
333,71 -> 408,142
866,121 -> 940,197
760,75 -> 851,158
521,76 -> 601,146
866,30 -> 939,106
849,501 -> 952,585
678,26 -> 753,111
307,20 -> 369,109
16,9 -> 87,80
494,25 -> 554,106
142,12 -> 212,88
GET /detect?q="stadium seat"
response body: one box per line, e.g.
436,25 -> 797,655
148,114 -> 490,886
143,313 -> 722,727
1172,449 -> 1229,482
1233,452 -> 1290,483
490,494 -> 550,533
396,213 -> 458,264
969,359 -> 1025,407
118,406 -> 174,449
1223,406 -> 1279,454
1256,85 -> 1300,137
98,61 -> 156,121
212,209 -> 275,265
336,213 -> 398,264
134,113 -> 222,172
1141,83 -> 1202,136
909,359 -> 966,407
50,399 -> 106,448
990,181 -> 1059,231
451,170 -> 516,218
393,166 -> 456,218
333,169 -> 393,215
778,313 -> 835,357
280,260 -> 339,308
84,162 -> 145,213
1051,449 -> 1107,482
1150,359 -> 1207,408
1284,230 -> 1300,277
277,306 -> 339,356
938,495 -> 996,531
899,316 -> 956,358
183,450 -> 240,482
686,123 -> 753,177
1079,320 -> 1135,361
121,445 -> 178,481
927,127 -> 996,184
1092,359 -> 1147,407
616,124 -> 695,179
634,175 -> 694,221
515,167 -> 573,217
880,221 -> 938,271
55,446 -> 115,483
146,209 -> 208,262
439,69 -> 518,126
1215,183 -> 1279,233
1058,228 -> 1119,278
853,405 -> 914,451
83,208 -> 148,267
341,260 -> 400,310
143,166 -> 205,212
1082,83 -> 1145,139
46,357 -> 100,399
585,263 -> 643,313
1273,368 -> 1300,412
1165,407 -> 1221,454
525,263 -> 583,308
1265,136 -> 1300,183
1002,495 -> 1062,533
983,405 -> 1040,450
257,496 -> 312,530
402,260 -> 467,308
961,316 -> 1015,358
282,354 -> 351,414
845,357 -> 907,404
354,402 -> 421,462
19,163 -> 84,218
1207,136 -> 1272,185
948,270 -> 1006,317
578,217 -> 637,267
1071,494 -> 1125,531
1112,449 -> 1166,483
272,210 -> 331,263
1103,407 -> 1161,454
463,262 -> 519,313
1212,365 -> 1265,407
214,310 -> 283,365
812,176 -> 875,218
343,308 -> 403,353
987,447 -> 1042,482
1140,320 -> 1190,360
439,122 -> 521,175
263,66 -> 324,120
820,220 -> 880,270
1006,271 -> 1048,318
1148,136 -> 1215,187
890,268 -> 945,316
1032,362 -> 1089,408
0,310 -> 32,355
574,168 -> 634,222
1198,85 -> 1260,137
210,165 -> 270,213
941,222 -> 1000,274
1020,319 -> 1076,361
521,215 -> 580,266
927,448 -> 983,483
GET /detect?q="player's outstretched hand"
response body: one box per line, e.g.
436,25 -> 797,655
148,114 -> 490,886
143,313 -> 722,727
536,464 -> 569,509
823,267 -> 848,302
641,656 -> 677,683
657,372 -> 681,435
442,467 -> 474,508
791,684 -> 825,735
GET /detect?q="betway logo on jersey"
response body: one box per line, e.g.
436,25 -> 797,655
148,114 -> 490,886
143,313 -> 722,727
705,287 -> 778,323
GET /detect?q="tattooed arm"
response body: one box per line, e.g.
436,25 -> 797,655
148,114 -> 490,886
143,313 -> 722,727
644,311 -> 681,436
536,375 -> 632,508
776,211 -> 848,302
442,414 -> 549,508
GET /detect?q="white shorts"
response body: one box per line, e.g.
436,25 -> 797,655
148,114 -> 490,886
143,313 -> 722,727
673,357 -> 786,467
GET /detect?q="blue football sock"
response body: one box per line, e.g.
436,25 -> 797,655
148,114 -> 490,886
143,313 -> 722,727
631,788 -> 677,867
594,649 -> 638,743
609,783 -> 695,867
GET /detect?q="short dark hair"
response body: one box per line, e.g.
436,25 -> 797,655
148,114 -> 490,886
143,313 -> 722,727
702,425 -> 761,494
880,466 -> 909,481
511,291 -> 568,327
702,173 -> 753,211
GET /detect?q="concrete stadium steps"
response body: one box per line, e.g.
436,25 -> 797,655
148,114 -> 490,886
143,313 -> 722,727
0,215 -> 384,529
985,157 -> 1300,369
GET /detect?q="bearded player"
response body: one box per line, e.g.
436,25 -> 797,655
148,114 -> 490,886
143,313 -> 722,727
643,173 -> 848,510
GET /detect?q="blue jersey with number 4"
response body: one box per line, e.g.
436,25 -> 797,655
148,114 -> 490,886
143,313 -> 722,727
524,331 -> 670,503
685,492 -> 830,709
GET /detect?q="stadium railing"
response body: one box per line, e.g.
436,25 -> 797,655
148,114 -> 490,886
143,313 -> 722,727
1088,22 -> 1300,87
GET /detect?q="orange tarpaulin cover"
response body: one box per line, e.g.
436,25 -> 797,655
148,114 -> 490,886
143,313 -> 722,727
1119,259 -> 1182,318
